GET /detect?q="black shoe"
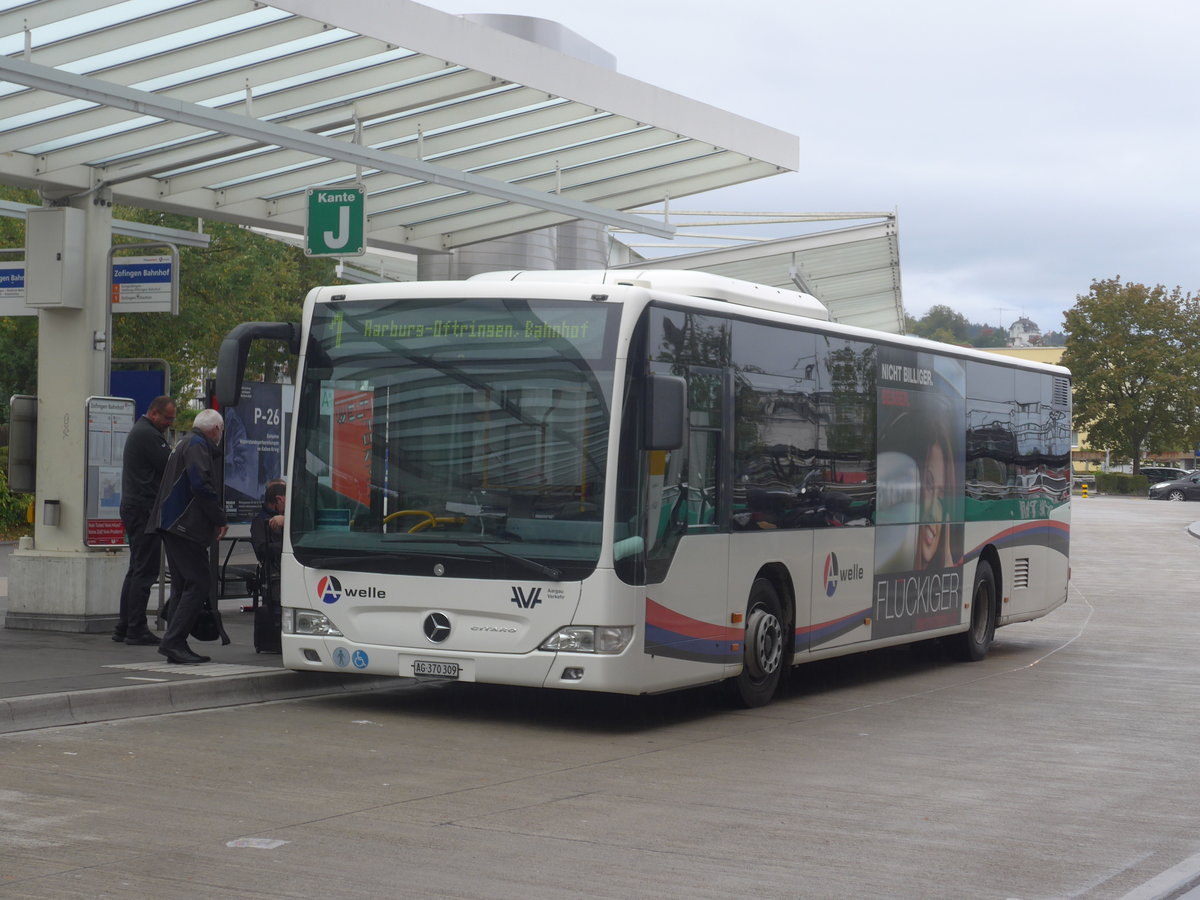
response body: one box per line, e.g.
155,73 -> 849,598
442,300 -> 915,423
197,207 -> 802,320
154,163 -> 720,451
111,631 -> 127,642
125,631 -> 161,646
158,645 -> 210,664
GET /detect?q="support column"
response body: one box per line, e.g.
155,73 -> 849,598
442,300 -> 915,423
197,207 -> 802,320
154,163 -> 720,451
5,190 -> 128,632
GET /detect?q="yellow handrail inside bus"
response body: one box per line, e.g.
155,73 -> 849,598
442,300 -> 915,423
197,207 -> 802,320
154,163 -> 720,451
382,509 -> 468,533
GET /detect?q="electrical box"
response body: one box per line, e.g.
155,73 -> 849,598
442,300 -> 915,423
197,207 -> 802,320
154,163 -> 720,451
25,207 -> 85,308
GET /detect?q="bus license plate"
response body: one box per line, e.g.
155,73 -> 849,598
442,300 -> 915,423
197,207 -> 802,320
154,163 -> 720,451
413,660 -> 461,679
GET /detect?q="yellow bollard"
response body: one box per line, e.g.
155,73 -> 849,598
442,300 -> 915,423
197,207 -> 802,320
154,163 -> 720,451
1082,482 -> 1089,499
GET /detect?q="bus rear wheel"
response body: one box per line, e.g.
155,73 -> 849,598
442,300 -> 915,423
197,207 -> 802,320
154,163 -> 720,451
951,560 -> 996,662
731,578 -> 787,708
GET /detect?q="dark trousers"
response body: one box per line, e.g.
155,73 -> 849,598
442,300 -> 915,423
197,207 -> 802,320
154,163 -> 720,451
160,533 -> 211,650
117,507 -> 161,635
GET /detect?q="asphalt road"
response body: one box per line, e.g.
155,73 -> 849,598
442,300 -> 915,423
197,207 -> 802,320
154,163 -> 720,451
2,495 -> 1199,899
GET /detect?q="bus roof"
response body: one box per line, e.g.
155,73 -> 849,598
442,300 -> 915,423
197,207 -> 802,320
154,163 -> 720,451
469,269 -> 831,321
308,271 -> 1069,378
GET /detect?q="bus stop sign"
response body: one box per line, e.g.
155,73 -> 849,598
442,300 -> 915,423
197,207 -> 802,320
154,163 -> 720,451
305,185 -> 365,257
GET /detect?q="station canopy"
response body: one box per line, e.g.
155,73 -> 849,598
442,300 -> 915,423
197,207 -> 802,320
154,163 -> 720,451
0,0 -> 799,253
615,213 -> 905,332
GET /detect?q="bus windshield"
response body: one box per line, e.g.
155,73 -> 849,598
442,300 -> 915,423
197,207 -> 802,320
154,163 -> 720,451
290,296 -> 620,580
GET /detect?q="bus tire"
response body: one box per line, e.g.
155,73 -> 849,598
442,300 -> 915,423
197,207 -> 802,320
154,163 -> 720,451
731,578 -> 787,707
952,559 -> 996,662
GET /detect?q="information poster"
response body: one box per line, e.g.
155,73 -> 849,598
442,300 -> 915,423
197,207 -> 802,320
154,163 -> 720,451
85,396 -> 135,547
223,382 -> 292,523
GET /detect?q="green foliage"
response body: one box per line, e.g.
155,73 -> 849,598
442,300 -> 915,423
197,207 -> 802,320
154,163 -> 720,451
111,209 -> 337,401
1094,472 -> 1149,495
0,191 -> 342,534
1062,278 -> 1200,472
910,305 -> 970,344
0,187 -> 39,422
0,467 -> 31,537
0,317 -> 37,420
971,326 -> 1007,348
907,306 -> 1028,349
0,189 -> 338,418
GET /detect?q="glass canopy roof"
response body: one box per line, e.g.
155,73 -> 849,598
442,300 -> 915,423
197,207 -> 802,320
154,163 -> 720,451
0,0 -> 799,252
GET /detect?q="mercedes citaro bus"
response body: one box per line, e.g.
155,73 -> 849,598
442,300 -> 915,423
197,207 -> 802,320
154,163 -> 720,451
216,270 -> 1070,707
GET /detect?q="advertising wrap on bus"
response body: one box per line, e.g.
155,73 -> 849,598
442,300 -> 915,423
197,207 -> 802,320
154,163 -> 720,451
217,270 -> 1070,708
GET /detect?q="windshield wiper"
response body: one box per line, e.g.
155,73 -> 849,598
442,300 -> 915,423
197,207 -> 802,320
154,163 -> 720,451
306,551 -> 488,571
446,540 -> 562,581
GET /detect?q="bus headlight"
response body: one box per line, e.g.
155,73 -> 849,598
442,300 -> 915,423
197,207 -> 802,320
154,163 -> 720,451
285,608 -> 344,637
539,626 -> 633,654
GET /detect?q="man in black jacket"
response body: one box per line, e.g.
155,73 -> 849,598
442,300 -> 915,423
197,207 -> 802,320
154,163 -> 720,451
113,395 -> 176,644
149,409 -> 228,664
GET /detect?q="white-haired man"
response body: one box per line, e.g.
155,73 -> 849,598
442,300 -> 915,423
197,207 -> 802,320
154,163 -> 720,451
148,408 -> 228,664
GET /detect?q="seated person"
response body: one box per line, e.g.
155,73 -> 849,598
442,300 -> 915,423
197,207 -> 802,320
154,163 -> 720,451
250,479 -> 286,590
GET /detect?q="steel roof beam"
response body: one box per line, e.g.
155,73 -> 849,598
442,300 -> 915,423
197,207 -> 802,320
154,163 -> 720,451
0,199 -> 212,246
161,100 -> 608,200
211,117 -> 653,217
271,0 -> 798,170
0,55 -> 675,238
0,34 -> 417,140
33,69 -> 511,173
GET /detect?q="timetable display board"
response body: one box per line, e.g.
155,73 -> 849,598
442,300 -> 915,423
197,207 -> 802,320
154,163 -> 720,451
85,396 -> 135,547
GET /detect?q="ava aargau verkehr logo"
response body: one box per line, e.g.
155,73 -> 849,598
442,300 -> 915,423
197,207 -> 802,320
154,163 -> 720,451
824,553 -> 840,597
317,575 -> 343,605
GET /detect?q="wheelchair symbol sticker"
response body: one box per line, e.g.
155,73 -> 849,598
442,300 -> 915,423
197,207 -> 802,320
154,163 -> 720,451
351,649 -> 369,669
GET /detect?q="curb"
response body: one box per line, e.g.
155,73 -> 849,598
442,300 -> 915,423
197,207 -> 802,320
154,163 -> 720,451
0,670 -> 398,734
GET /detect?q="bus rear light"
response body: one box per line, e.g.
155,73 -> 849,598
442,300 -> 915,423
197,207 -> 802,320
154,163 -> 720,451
540,625 -> 633,654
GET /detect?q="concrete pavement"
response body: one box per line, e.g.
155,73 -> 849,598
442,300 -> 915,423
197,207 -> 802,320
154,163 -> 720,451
3,499 -> 1195,738
0,554 -> 391,734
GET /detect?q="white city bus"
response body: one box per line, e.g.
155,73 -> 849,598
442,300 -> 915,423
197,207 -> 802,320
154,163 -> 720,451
217,270 -> 1070,706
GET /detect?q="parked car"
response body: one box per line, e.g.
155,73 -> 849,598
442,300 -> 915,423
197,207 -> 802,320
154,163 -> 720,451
1140,467 -> 1190,485
1147,471 -> 1200,501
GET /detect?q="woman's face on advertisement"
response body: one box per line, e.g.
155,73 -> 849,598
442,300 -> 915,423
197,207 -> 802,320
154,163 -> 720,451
919,441 -> 947,563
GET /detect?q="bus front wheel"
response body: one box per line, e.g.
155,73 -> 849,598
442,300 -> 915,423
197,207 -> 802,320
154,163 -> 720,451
731,578 -> 787,708
951,559 -> 996,662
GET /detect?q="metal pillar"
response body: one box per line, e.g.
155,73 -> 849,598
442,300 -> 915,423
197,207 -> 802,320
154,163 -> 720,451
5,190 -> 127,632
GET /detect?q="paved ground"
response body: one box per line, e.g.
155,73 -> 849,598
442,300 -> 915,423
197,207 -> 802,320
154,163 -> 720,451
0,550 -> 392,732
2,495 -> 1200,899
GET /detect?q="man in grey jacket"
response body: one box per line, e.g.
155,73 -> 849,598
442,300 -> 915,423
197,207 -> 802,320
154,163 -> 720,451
149,408 -> 228,664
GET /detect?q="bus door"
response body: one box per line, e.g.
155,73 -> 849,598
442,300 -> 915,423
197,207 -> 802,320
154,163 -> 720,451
641,366 -> 732,672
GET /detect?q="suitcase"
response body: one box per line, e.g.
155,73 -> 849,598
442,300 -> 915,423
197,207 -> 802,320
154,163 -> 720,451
254,578 -> 282,653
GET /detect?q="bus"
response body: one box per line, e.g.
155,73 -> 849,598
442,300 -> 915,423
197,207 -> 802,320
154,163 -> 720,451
216,270 -> 1071,707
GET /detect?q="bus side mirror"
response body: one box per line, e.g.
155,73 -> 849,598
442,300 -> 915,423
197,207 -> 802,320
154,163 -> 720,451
644,374 -> 686,450
215,322 -> 301,408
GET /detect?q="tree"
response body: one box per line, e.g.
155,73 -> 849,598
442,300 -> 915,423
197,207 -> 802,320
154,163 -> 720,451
909,305 -> 970,344
110,208 -> 337,402
1062,278 -> 1200,472
970,326 -> 1006,349
0,192 -> 339,418
0,187 -> 39,421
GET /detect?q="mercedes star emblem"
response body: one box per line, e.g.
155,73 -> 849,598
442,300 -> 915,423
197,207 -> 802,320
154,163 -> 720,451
423,612 -> 451,643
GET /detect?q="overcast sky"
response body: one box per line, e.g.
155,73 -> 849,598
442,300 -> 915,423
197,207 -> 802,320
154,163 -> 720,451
418,0 -> 1198,334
